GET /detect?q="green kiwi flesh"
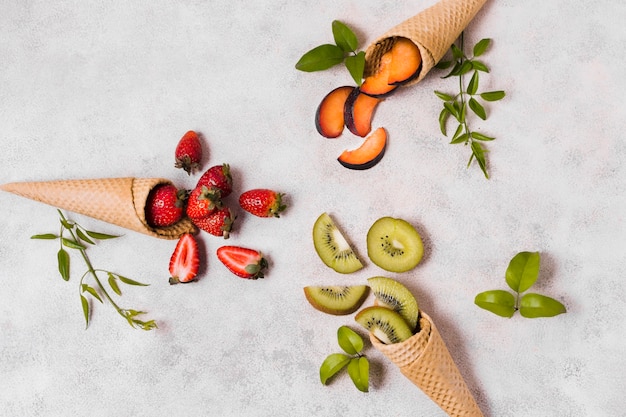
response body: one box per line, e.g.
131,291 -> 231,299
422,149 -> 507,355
313,212 -> 363,274
355,306 -> 413,344
303,285 -> 370,315
368,276 -> 419,332
366,217 -> 423,273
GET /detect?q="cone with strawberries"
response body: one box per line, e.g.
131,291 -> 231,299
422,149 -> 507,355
370,312 -> 483,417
1,177 -> 196,239
364,0 -> 488,86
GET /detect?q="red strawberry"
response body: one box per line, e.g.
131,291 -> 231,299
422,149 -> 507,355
197,164 -> 232,198
216,245 -> 267,279
193,206 -> 235,238
186,185 -> 222,220
239,189 -> 286,218
175,130 -> 203,175
169,233 -> 200,284
145,184 -> 186,227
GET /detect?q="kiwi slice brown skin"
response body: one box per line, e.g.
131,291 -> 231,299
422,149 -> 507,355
366,217 -> 424,273
303,285 -> 370,315
355,306 -> 413,344
368,276 -> 419,332
313,212 -> 364,274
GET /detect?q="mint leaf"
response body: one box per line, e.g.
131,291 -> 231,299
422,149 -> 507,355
332,20 -> 358,52
295,44 -> 345,72
519,293 -> 566,318
474,290 -> 516,318
337,326 -> 363,355
505,251 -> 540,293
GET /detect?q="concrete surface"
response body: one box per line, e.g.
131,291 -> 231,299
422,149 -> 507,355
1,1 -> 625,416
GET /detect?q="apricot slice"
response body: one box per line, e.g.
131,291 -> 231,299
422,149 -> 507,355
388,38 -> 422,85
315,86 -> 355,138
360,51 -> 397,97
344,88 -> 381,138
338,127 -> 387,170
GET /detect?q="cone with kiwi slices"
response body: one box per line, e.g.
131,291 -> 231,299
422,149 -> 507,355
364,0 -> 488,87
1,178 -> 196,239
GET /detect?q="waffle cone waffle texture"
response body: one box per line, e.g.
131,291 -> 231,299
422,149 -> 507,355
364,0 -> 488,86
1,178 -> 197,239
370,312 -> 484,417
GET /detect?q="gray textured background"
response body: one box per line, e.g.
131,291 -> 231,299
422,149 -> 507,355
1,1 -> 625,416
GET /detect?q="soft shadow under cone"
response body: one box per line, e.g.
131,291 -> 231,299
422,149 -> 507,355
1,178 -> 196,239
364,0 -> 488,86
370,312 -> 483,417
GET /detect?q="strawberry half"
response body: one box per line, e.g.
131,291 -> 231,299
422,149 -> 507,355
145,184 -> 186,227
238,189 -> 286,218
175,130 -> 203,175
193,206 -> 235,239
197,164 -> 232,198
169,233 -> 200,284
216,245 -> 267,279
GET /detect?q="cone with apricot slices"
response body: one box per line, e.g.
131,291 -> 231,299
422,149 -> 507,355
364,0 -> 488,86
1,178 -> 197,239
370,312 -> 484,417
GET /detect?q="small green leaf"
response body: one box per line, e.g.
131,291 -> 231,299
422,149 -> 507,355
470,141 -> 489,179
320,353 -> 351,385
451,43 -> 464,60
442,61 -> 462,79
76,228 -> 95,245
108,274 -> 122,296
337,326 -> 363,355
474,290 -> 516,318
451,124 -> 465,142
443,102 -> 459,122
59,218 -> 74,230
468,97 -> 487,120
473,38 -> 491,57
435,60 -> 452,69
31,233 -> 58,240
458,60 -> 473,76
471,132 -> 495,141
519,293 -> 566,318
505,251 -> 541,293
347,357 -> 369,392
85,230 -> 119,240
345,51 -> 365,86
117,275 -> 149,287
434,91 -> 454,101
57,249 -> 70,281
295,44 -> 345,72
82,283 -> 103,303
62,238 -> 86,250
480,91 -> 506,101
467,71 -> 479,95
332,20 -> 358,52
439,108 -> 450,135
450,132 -> 469,145
80,295 -> 90,329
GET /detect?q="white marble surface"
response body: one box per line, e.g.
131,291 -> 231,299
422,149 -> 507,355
1,1 -> 625,416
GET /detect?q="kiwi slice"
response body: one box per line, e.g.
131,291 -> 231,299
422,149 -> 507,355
368,276 -> 419,331
303,285 -> 370,315
366,217 -> 423,273
355,306 -> 413,344
313,212 -> 363,274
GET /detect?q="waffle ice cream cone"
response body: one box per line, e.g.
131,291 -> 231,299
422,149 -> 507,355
370,312 -> 483,417
1,178 -> 196,239
364,0 -> 488,85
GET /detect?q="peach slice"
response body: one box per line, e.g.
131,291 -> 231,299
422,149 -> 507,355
315,86 -> 355,138
344,88 -> 381,138
338,127 -> 387,170
360,51 -> 397,98
388,38 -> 422,85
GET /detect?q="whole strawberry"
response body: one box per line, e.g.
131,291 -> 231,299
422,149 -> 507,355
216,245 -> 267,279
175,130 -> 203,175
239,189 -> 286,218
197,164 -> 232,198
193,206 -> 235,239
169,233 -> 200,284
186,185 -> 222,220
145,184 -> 186,227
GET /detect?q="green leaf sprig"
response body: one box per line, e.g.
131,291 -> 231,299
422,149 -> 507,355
475,251 -> 567,318
320,326 -> 369,392
31,210 -> 157,330
295,20 -> 365,86
435,33 -> 506,179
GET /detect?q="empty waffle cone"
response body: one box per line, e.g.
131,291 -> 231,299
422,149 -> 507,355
364,0 -> 488,86
1,178 -> 196,239
370,312 -> 483,417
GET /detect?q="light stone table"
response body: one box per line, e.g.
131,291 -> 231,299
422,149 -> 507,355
1,1 -> 625,416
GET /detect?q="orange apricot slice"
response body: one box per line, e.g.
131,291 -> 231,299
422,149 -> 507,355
388,38 -> 422,85
344,88 -> 381,138
360,51 -> 397,97
338,127 -> 387,170
315,86 -> 356,138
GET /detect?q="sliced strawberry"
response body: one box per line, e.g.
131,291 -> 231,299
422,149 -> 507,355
216,245 -> 267,279
175,130 -> 203,175
239,189 -> 286,218
169,233 -> 200,284
193,206 -> 235,238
